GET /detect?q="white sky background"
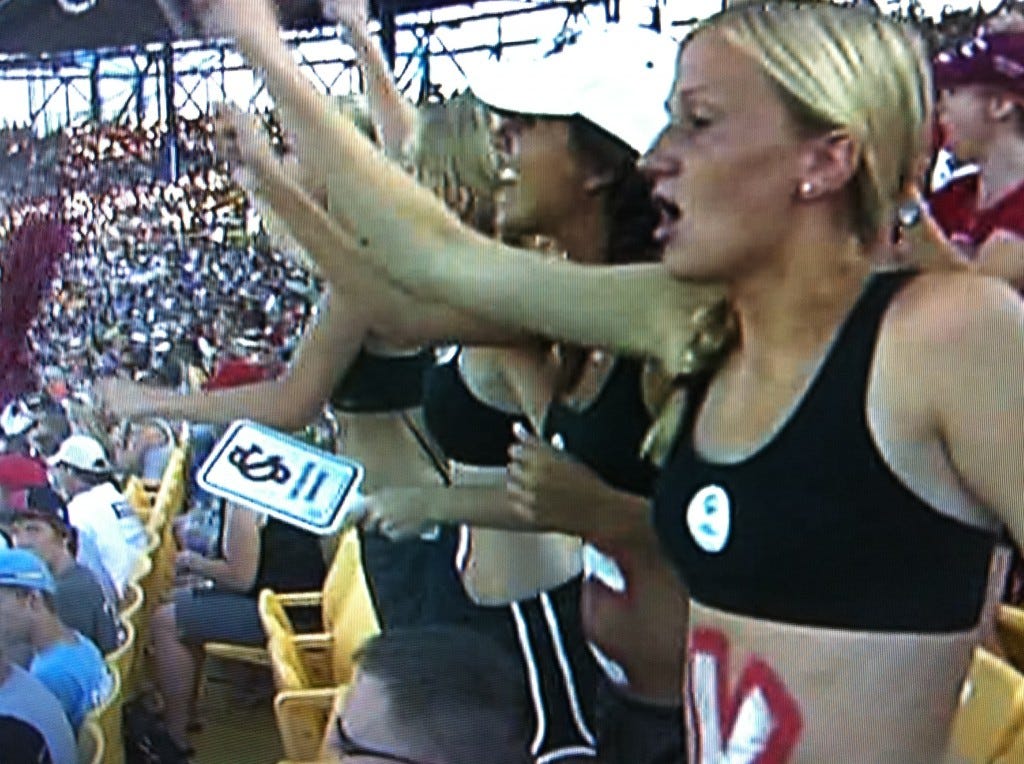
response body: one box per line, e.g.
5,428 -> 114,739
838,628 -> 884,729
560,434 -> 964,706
0,0 -> 1011,132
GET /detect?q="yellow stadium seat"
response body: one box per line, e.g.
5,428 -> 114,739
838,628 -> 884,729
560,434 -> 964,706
995,727 -> 1024,764
105,621 -> 135,700
203,640 -> 272,667
124,476 -> 154,519
83,665 -> 123,764
274,686 -> 341,762
77,719 -> 105,764
262,551 -> 376,764
998,604 -> 1024,673
949,647 -> 1024,762
260,528 -> 379,691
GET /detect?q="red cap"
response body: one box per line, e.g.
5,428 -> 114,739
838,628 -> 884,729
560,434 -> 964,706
934,33 -> 1024,97
0,454 -> 48,490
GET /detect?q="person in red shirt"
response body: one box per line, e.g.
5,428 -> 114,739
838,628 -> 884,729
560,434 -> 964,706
926,31 -> 1024,287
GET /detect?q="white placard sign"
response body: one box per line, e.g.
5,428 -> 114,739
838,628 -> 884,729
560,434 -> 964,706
196,420 -> 364,535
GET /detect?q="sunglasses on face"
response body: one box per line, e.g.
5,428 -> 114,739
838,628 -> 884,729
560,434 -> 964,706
334,717 -> 435,764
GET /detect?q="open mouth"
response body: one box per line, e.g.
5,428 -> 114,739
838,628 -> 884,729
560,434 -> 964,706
652,194 -> 682,242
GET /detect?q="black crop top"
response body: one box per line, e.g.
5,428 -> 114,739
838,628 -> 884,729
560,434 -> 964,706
421,351 -> 528,466
329,348 -> 434,413
653,272 -> 999,632
543,358 -> 657,496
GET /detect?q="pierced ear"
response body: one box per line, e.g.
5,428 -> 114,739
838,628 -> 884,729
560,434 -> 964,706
582,169 -> 617,195
988,95 -> 1019,123
801,130 -> 861,196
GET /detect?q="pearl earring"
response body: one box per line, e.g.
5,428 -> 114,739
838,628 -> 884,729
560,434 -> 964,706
799,181 -> 815,198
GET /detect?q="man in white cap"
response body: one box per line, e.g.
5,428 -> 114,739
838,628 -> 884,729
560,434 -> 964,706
49,434 -> 147,598
0,548 -> 113,731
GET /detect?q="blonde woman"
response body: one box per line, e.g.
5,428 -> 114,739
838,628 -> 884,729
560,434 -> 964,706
195,1 -> 1024,761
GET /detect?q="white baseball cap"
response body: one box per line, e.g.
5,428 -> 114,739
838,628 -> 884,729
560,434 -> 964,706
467,25 -> 681,154
48,434 -> 112,474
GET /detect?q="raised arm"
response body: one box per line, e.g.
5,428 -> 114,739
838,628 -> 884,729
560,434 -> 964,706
96,288 -> 364,431
197,0 -> 728,376
322,0 -> 419,158
223,109 -> 534,348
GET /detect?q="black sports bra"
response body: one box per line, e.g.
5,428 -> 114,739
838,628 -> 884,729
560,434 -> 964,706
421,351 -> 527,467
329,348 -> 434,413
653,272 -> 999,632
543,357 -> 657,495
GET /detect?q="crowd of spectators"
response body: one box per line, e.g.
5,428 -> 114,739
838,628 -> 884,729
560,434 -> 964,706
0,1 -> 1023,762
0,116 -> 318,397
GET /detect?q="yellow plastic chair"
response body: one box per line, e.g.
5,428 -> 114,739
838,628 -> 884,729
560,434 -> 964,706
123,476 -> 154,521
257,527 -> 364,642
83,665 -> 124,764
105,620 -> 136,700
77,719 -> 105,764
998,604 -> 1024,673
949,647 -> 1024,762
269,629 -> 350,762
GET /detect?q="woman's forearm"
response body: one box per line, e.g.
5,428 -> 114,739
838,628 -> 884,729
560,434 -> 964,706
139,381 -> 320,431
427,485 -> 539,531
586,488 -> 660,551
345,23 -> 419,158
230,19 -> 725,374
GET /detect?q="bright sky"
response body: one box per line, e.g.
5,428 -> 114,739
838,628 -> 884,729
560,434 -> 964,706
0,0 -> 1013,133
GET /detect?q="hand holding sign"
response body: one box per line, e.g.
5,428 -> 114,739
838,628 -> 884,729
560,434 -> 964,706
196,420 -> 364,536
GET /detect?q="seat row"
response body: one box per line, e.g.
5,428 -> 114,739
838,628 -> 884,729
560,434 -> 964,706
77,429 -> 191,764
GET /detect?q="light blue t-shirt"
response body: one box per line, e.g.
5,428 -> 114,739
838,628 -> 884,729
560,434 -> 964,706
0,663 -> 77,764
30,632 -> 113,730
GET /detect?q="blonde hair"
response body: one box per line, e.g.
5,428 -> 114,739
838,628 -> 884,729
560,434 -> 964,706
407,91 -> 501,233
698,1 -> 933,244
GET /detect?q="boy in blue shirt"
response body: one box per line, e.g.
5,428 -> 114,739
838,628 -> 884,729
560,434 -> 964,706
0,548 -> 112,730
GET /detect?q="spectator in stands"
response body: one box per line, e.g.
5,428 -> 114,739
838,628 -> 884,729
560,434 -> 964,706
0,638 -> 77,764
918,30 -> 1024,288
10,486 -> 119,654
0,549 -> 113,730
113,418 -> 176,482
320,626 -> 532,764
48,434 -> 146,598
150,497 -> 326,755
0,453 -> 45,545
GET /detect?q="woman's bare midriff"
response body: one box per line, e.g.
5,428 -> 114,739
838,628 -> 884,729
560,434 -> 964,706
683,596 -> 1002,764
339,409 -> 445,493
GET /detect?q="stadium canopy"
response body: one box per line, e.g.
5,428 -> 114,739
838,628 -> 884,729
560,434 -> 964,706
0,0 -> 478,57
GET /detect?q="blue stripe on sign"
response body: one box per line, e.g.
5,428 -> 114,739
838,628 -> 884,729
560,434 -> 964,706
288,461 -> 315,500
305,470 -> 327,503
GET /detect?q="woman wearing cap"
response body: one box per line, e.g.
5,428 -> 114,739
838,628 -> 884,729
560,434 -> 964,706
190,5 -> 725,761
197,0 -> 1024,760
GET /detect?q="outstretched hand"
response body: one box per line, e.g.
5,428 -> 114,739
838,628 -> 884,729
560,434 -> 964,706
506,421 -> 612,537
189,0 -> 280,39
211,105 -> 278,182
322,0 -> 369,29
